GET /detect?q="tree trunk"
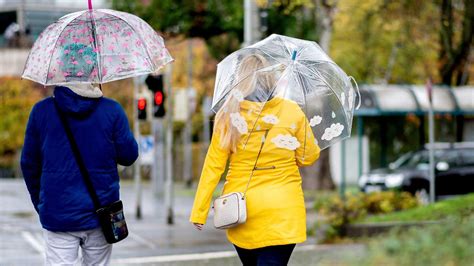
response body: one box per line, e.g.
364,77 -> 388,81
439,0 -> 474,85
301,0 -> 338,190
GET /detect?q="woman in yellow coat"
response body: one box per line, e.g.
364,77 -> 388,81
190,54 -> 320,265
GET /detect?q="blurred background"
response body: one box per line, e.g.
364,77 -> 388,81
0,0 -> 473,265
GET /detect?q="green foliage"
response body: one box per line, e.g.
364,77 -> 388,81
0,78 -> 43,168
332,0 -> 441,84
112,0 -> 244,61
266,3 -> 318,40
361,193 -> 474,223
315,191 -> 418,241
359,214 -> 474,266
112,0 -> 321,61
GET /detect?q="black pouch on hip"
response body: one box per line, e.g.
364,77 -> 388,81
96,200 -> 128,243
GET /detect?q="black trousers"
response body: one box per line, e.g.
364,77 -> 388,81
234,244 -> 296,266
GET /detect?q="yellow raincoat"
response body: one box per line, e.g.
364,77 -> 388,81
190,97 -> 320,249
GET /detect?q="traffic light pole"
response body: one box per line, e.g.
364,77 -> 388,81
183,40 -> 194,188
164,65 -> 174,225
152,118 -> 165,197
133,77 -> 142,219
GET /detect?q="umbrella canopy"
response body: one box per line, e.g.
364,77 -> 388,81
212,34 -> 360,151
22,9 -> 173,85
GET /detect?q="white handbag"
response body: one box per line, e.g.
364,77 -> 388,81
213,132 -> 269,229
213,192 -> 247,229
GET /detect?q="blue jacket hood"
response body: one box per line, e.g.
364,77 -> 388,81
54,86 -> 100,117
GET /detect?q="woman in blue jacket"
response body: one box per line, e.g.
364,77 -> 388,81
21,84 -> 138,265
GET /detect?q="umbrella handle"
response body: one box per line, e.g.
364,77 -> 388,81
349,76 -> 361,110
88,0 -> 92,10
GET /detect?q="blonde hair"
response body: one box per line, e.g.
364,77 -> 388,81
215,54 -> 276,152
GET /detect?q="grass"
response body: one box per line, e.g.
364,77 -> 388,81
350,194 -> 474,265
357,214 -> 474,266
358,193 -> 474,223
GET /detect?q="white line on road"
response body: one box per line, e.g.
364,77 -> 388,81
21,231 -> 44,254
111,244 -> 322,264
128,232 -> 158,249
111,250 -> 238,264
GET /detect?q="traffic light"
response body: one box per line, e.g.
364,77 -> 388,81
153,90 -> 166,118
137,97 -> 147,120
146,74 -> 166,118
259,8 -> 268,34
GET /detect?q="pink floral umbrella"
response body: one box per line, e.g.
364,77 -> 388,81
22,0 -> 173,85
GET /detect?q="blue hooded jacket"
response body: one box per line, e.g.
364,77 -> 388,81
21,86 -> 138,232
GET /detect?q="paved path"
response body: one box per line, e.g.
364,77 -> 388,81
0,179 -> 365,265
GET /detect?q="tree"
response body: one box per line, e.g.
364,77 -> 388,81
301,0 -> 339,190
0,78 -> 42,169
112,0 -> 244,61
439,0 -> 473,85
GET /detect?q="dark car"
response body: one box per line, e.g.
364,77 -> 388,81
358,143 -> 474,203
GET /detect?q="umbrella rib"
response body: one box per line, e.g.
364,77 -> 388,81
276,35 -> 292,59
88,10 -> 102,83
242,46 -> 288,67
44,11 -> 87,85
296,62 -> 352,129
101,10 -> 157,71
292,69 -> 308,158
242,66 -> 292,148
212,63 -> 285,112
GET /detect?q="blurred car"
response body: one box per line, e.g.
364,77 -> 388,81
358,142 -> 474,203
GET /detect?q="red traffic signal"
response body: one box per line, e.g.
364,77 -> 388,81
137,97 -> 147,120
153,91 -> 166,118
154,91 -> 163,105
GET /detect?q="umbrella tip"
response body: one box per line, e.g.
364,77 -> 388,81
291,51 -> 297,61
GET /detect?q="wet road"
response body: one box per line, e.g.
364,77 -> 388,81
0,179 -> 365,265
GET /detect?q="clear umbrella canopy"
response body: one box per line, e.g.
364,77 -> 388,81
22,9 -> 173,85
212,34 -> 360,151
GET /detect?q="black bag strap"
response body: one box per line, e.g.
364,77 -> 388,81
53,97 -> 102,210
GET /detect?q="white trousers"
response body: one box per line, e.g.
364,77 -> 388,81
43,228 -> 112,266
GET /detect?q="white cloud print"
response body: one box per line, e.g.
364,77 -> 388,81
231,90 -> 244,102
230,112 -> 248,134
309,115 -> 322,127
321,123 -> 345,141
262,114 -> 279,125
271,134 -> 301,150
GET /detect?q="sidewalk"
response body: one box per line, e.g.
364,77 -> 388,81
0,178 -> 365,265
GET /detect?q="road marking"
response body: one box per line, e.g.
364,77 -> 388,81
128,232 -> 158,249
21,231 -> 44,254
111,244 -> 321,264
297,244 -> 317,251
112,250 -> 238,264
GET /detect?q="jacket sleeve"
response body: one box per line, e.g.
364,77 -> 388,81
190,131 -> 230,224
20,106 -> 42,213
295,110 -> 320,167
113,104 -> 139,166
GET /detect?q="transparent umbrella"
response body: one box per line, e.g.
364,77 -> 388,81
212,34 -> 360,151
22,3 -> 173,85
